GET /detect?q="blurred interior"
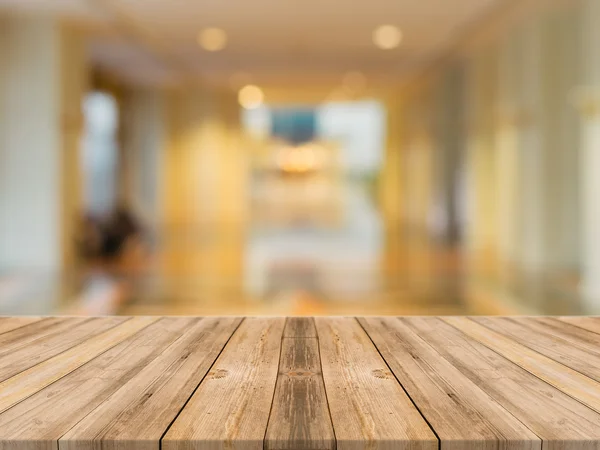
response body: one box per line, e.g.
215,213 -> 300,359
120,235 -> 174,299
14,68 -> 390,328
0,0 -> 597,316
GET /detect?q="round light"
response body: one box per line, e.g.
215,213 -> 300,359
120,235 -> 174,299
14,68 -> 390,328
238,85 -> 264,109
373,25 -> 402,50
198,28 -> 227,52
277,145 -> 318,173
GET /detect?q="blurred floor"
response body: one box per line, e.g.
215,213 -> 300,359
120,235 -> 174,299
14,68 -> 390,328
0,179 -> 589,317
119,228 -> 466,316
119,176 -> 467,316
1,233 -> 587,317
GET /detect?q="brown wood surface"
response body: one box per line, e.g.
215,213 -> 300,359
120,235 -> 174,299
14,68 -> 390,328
0,316 -> 127,382
358,317 -> 540,450
472,316 -> 600,383
558,316 -> 600,335
315,317 -> 438,450
60,317 -> 242,450
434,317 -> 600,450
445,316 -> 600,414
283,317 -> 318,338
0,317 -> 187,450
0,317 -> 86,365
0,317 -> 43,335
0,316 -> 600,450
0,316 -> 157,414
265,318 -> 335,450
162,317 -> 286,450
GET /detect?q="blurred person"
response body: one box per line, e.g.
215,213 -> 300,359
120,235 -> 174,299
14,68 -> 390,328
102,205 -> 142,258
76,213 -> 104,261
76,204 -> 150,271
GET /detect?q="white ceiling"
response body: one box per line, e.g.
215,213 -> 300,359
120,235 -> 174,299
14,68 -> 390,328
0,0 -> 507,92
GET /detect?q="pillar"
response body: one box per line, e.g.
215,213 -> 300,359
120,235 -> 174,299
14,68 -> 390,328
402,85 -> 436,235
464,46 -> 498,266
120,88 -> 166,231
378,90 -> 406,277
0,16 -> 88,272
379,90 -> 404,229
494,31 -> 521,270
162,84 -> 247,283
164,85 -> 247,227
514,20 -> 546,274
431,64 -> 466,243
513,5 -> 582,277
539,4 -> 581,274
577,0 -> 600,305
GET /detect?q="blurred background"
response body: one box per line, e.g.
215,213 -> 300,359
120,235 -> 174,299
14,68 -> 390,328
0,0 -> 597,316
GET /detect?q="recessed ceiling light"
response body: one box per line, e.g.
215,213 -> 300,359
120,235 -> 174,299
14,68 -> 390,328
238,85 -> 264,109
373,25 -> 402,50
198,28 -> 227,52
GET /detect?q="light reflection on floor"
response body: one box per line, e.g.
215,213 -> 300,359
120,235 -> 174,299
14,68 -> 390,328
0,178 -> 590,317
114,177 -> 464,316
0,234 -> 588,316
117,228 -> 466,317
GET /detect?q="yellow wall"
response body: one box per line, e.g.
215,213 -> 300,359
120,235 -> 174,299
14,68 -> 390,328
163,86 -> 248,228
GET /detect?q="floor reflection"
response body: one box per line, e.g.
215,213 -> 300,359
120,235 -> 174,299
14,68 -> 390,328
0,233 -> 588,316
0,177 -> 589,316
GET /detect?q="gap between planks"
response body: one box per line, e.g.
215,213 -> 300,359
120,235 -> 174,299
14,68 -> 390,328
156,317 -> 246,450
356,317 -> 443,446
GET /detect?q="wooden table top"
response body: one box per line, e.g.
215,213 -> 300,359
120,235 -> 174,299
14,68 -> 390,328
1,316 -> 600,450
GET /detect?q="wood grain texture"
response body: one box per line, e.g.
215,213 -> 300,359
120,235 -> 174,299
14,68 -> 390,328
283,318 -> 317,338
0,316 -> 127,382
60,317 -> 242,450
0,316 -> 600,450
0,317 -> 42,335
162,317 -> 286,450
525,317 -> 600,351
265,318 -> 335,450
557,316 -> 600,335
359,317 -> 540,450
0,316 -> 157,414
0,318 -> 81,359
445,316 -> 600,413
0,317 -> 194,450
408,317 -> 600,450
315,317 -> 437,450
473,316 -> 600,383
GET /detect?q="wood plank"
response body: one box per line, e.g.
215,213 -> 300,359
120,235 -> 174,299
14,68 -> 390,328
0,316 -> 127,382
283,317 -> 317,338
0,316 -> 157,414
0,318 -> 79,355
0,317 -> 198,450
60,317 -> 242,450
358,317 -> 540,450
472,317 -> 600,382
405,317 -> 600,450
558,316 -> 600,335
0,317 -> 43,335
1,315 -> 600,450
265,318 -> 335,450
315,317 -> 437,450
526,317 -> 600,352
444,316 -> 600,413
162,317 -> 285,450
